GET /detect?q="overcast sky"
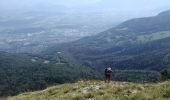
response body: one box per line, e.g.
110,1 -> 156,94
0,0 -> 170,17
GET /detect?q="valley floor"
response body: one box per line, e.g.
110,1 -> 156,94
4,80 -> 170,100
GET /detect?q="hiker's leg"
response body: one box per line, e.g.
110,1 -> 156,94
106,75 -> 109,82
105,75 -> 107,82
108,75 -> 111,83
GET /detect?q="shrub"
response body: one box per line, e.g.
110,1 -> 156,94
163,90 -> 170,98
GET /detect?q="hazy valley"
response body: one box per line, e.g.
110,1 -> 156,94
0,11 -> 118,53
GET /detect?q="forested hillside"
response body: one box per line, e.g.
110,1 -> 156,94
44,10 -> 170,74
0,52 -> 100,96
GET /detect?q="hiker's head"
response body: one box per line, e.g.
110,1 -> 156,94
107,67 -> 111,70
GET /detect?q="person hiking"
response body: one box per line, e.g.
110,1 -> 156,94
104,67 -> 113,83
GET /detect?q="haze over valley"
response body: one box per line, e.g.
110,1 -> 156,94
0,0 -> 170,53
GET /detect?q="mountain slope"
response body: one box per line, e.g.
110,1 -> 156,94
0,52 -> 101,96
115,10 -> 170,34
43,10 -> 170,72
5,80 -> 170,100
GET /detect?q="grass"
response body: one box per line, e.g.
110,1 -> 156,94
137,31 -> 170,43
4,80 -> 170,100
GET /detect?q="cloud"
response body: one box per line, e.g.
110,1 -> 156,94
0,0 -> 170,16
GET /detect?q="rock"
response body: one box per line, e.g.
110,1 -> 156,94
132,90 -> 138,94
80,87 -> 90,94
80,84 -> 100,94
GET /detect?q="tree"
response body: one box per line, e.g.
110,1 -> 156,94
161,68 -> 170,80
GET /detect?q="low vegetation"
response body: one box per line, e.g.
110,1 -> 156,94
6,80 -> 170,100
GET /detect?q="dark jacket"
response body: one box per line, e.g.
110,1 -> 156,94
105,68 -> 112,76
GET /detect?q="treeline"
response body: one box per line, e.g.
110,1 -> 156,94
112,70 -> 161,83
112,69 -> 170,83
160,68 -> 170,81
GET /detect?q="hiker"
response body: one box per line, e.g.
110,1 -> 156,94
104,67 -> 113,83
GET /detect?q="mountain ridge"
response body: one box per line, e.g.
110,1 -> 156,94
43,10 -> 170,72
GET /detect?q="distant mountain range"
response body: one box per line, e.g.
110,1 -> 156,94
44,10 -> 170,72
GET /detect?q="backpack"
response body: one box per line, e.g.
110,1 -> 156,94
106,67 -> 112,75
107,67 -> 111,71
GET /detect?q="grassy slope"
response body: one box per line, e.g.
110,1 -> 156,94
5,80 -> 170,100
137,31 -> 170,43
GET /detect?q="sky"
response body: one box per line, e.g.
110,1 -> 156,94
0,0 -> 170,18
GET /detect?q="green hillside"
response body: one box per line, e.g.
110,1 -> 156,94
5,80 -> 170,100
0,52 -> 101,96
43,10 -> 170,73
